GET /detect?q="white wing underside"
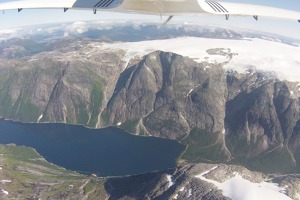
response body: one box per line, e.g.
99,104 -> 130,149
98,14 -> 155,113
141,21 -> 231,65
0,0 -> 299,22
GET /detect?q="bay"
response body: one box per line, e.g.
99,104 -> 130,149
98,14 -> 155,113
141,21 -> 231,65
0,119 -> 185,177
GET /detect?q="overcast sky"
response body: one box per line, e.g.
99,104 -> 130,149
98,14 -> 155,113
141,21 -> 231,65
0,0 -> 299,39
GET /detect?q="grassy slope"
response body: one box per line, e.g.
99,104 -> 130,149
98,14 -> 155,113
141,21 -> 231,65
0,144 -> 108,200
180,128 -> 229,163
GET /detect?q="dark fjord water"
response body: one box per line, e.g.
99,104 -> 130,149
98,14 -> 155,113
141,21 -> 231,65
0,119 -> 185,177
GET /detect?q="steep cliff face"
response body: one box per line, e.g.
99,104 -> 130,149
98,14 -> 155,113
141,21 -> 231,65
0,42 -> 125,127
103,51 -> 226,139
226,71 -> 300,172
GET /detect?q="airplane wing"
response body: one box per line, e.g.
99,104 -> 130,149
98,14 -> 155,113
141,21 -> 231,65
0,0 -> 299,22
198,1 -> 300,21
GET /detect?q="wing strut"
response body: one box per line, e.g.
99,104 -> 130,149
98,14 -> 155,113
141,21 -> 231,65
253,15 -> 258,21
93,8 -> 97,14
298,20 -> 300,23
18,8 -> 22,12
64,8 -> 69,12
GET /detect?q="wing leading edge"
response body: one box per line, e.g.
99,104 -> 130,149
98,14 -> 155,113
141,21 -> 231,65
0,0 -> 299,23
198,1 -> 300,21
0,0 -> 124,10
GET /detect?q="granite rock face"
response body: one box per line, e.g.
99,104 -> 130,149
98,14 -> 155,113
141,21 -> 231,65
103,51 -> 227,140
226,71 -> 300,173
0,41 -> 125,127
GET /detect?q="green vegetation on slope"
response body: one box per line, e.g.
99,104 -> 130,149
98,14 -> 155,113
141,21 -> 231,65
181,128 -> 229,163
88,81 -> 104,127
0,71 -> 40,122
100,110 -> 110,127
0,74 -> 14,116
73,100 -> 90,125
294,148 -> 300,173
119,118 -> 140,133
246,146 -> 295,174
0,144 -> 107,199
10,93 -> 40,122
226,133 -> 298,174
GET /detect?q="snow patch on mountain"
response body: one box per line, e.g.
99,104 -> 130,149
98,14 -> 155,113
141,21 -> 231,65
188,189 -> 192,197
195,166 -> 292,200
0,180 -> 12,183
1,189 -> 8,195
167,175 -> 174,188
37,114 -> 43,122
173,194 -> 178,199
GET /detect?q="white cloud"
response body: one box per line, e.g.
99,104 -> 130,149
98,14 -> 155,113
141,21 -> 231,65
102,37 -> 300,81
